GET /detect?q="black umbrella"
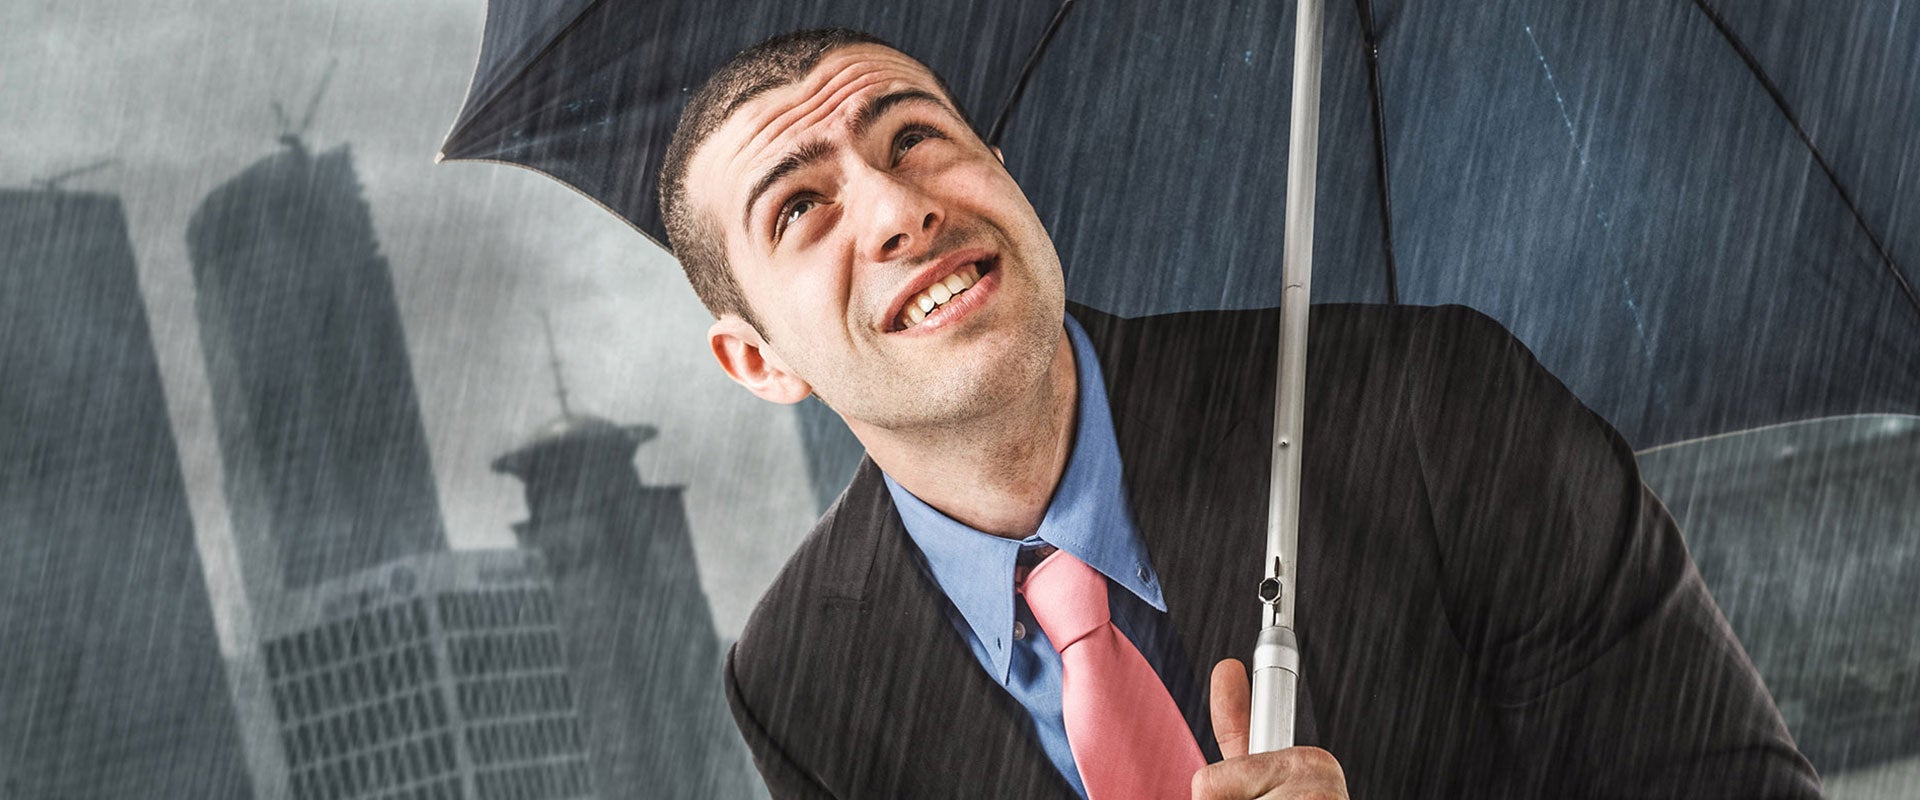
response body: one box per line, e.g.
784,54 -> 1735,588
438,0 -> 1920,774
439,0 -> 1919,448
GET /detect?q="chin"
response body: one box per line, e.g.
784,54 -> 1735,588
845,351 -> 1037,432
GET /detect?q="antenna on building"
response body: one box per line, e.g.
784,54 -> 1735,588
32,158 -> 119,192
540,310 -> 573,418
274,59 -> 338,149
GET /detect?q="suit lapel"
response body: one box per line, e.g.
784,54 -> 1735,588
824,458 -> 1077,796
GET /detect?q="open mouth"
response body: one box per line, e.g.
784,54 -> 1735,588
891,256 -> 997,332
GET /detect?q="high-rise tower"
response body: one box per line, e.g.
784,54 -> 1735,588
494,410 -> 762,799
0,188 -> 255,798
187,138 -> 447,599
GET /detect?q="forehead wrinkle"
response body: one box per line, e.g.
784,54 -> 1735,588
745,65 -> 890,158
727,58 -> 928,232
739,46 -> 934,157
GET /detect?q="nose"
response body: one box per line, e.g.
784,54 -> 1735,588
857,170 -> 941,264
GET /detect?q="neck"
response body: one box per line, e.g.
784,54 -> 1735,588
854,331 -> 1077,539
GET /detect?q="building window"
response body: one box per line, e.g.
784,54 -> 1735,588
266,639 -> 287,679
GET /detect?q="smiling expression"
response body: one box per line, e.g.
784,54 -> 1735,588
688,44 -> 1067,431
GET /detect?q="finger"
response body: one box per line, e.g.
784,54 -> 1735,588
1191,758 -> 1270,800
1191,747 -> 1348,800
1210,658 -> 1251,760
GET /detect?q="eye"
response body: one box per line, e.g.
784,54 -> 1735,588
892,124 -> 946,163
775,196 -> 817,239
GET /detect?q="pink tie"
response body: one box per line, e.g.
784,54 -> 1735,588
1021,549 -> 1205,800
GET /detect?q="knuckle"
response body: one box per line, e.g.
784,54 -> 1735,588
1190,766 -> 1226,799
1293,746 -> 1342,772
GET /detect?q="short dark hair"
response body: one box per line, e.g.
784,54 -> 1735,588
657,28 -> 970,331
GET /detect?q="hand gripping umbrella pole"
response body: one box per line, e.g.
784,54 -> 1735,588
1250,0 -> 1325,755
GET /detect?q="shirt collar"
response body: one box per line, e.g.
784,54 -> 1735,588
883,312 -> 1167,684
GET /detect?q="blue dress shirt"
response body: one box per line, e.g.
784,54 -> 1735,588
882,313 -> 1210,797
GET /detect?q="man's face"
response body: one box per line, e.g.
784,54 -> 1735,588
687,44 -> 1066,431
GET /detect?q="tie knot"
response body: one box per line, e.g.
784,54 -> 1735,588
1019,549 -> 1111,652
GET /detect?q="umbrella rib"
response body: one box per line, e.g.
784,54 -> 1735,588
987,0 -> 1078,145
1353,0 -> 1399,305
445,0 -> 612,152
1689,0 -> 1920,321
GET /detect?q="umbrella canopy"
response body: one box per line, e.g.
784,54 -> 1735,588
439,0 -> 1060,247
997,0 -> 1920,449
439,0 -> 1919,451
439,0 -> 1920,778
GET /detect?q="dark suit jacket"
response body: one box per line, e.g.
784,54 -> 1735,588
724,303 -> 1822,799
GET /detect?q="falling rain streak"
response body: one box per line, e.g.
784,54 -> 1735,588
4,1 -> 1919,798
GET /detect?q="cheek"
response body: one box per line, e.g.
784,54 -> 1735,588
768,255 -> 858,336
957,165 -> 1041,223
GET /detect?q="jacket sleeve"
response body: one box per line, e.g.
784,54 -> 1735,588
1409,306 -> 1823,799
724,643 -> 838,800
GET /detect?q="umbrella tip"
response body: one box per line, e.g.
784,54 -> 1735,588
433,151 -> 446,164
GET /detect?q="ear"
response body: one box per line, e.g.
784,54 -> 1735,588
708,315 -> 812,404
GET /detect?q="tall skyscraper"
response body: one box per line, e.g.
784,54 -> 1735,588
187,139 -> 447,599
494,414 -> 762,799
261,550 -> 595,800
0,189 -> 255,798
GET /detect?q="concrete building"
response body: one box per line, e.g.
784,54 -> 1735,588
494,414 -> 761,799
0,189 -> 255,798
261,550 -> 594,800
187,139 -> 447,603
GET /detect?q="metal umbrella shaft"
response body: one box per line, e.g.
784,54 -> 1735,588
1250,0 -> 1325,756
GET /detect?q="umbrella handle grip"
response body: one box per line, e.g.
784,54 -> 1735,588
1249,624 -> 1300,754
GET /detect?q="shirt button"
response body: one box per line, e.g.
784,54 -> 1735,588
1012,621 -> 1027,641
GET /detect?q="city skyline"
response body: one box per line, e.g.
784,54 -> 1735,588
1,162 -> 765,798
0,0 -> 823,654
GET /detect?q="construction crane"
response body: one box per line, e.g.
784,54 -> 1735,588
272,59 -> 337,150
31,158 -> 119,192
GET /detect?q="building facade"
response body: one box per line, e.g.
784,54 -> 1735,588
187,140 -> 447,602
495,415 -> 762,799
0,189 -> 255,798
262,550 -> 594,800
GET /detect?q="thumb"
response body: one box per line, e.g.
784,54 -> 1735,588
1209,658 -> 1251,759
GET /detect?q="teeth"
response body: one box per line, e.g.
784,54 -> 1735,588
895,261 -> 987,331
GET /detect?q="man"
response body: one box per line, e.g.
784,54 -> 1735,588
657,28 -> 1821,799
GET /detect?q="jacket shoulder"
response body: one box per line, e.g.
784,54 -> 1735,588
1068,301 -> 1512,361
733,462 -> 878,675
1066,301 -> 1517,428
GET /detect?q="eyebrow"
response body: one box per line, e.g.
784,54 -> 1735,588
740,89 -> 956,232
743,138 -> 833,232
848,88 -> 949,139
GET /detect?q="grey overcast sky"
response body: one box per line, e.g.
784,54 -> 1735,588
1,0 -> 820,644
